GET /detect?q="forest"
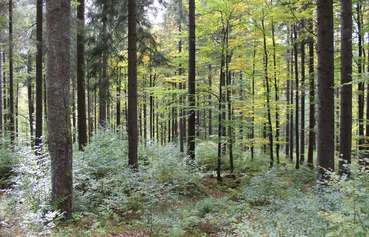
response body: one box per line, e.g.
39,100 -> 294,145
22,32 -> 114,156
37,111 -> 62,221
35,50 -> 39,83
0,0 -> 368,236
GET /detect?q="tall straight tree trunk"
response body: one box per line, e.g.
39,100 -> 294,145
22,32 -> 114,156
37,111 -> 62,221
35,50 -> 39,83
317,0 -> 335,179
251,46 -> 256,160
286,28 -> 291,158
46,0 -> 73,217
357,2 -> 364,151
187,0 -> 196,160
99,2 -> 110,128
35,0 -> 43,153
0,51 -> 2,135
262,17 -> 274,168
2,53 -> 6,131
8,0 -> 15,143
208,64 -> 212,136
300,36 -> 306,165
27,53 -> 34,141
289,28 -> 294,162
293,25 -> 300,168
339,0 -> 352,174
116,73 -> 121,128
217,54 -> 225,181
307,20 -> 315,167
77,0 -> 87,150
271,21 -> 280,164
128,0 -> 138,169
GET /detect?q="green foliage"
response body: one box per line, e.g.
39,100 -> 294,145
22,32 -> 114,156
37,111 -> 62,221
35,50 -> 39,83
0,139 -> 15,188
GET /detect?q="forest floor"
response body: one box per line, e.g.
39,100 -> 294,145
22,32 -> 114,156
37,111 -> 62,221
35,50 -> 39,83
49,163 -> 315,237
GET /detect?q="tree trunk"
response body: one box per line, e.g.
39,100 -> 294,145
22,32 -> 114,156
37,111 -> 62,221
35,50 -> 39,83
317,0 -> 335,179
307,20 -> 315,168
339,0 -> 352,174
300,35 -> 306,165
262,17 -> 274,168
27,53 -> 34,141
187,0 -> 196,160
35,0 -> 43,152
0,51 -> 3,136
357,2 -> 364,151
271,21 -> 280,164
293,25 -> 300,169
251,46 -> 256,160
77,0 -> 87,150
128,0 -> 138,169
208,64 -> 212,136
8,0 -> 15,143
46,0 -> 73,217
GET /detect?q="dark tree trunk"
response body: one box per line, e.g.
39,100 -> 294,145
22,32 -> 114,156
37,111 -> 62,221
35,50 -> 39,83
2,53 -> 6,131
271,21 -> 280,164
77,0 -> 87,150
286,28 -> 291,158
289,38 -> 294,163
293,25 -> 300,169
35,0 -> 43,153
99,2 -> 110,128
307,21 -> 315,168
251,45 -> 256,160
262,18 -> 274,168
0,51 -> 2,135
208,64 -> 212,136
8,0 -> 15,143
116,73 -> 121,128
27,53 -> 34,141
339,0 -> 352,174
300,35 -> 306,165
128,0 -> 138,169
357,3 -> 364,151
46,0 -> 73,217
317,0 -> 335,179
187,0 -> 196,160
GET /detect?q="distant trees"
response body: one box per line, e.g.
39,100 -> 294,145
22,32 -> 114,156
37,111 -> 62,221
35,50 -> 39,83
46,0 -> 73,217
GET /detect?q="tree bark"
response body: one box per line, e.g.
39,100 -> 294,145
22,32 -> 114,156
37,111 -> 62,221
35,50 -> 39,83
77,0 -> 87,150
357,2 -> 364,151
307,20 -> 315,168
293,25 -> 300,169
0,51 -> 3,136
35,0 -> 43,153
128,0 -> 138,169
262,17 -> 274,168
187,0 -> 196,160
46,0 -> 73,217
27,53 -> 34,141
271,21 -> 280,164
339,0 -> 352,174
300,34 -> 306,165
8,0 -> 15,143
317,0 -> 335,179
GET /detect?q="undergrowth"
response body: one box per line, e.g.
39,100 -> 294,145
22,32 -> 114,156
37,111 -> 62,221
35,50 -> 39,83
0,132 -> 368,237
